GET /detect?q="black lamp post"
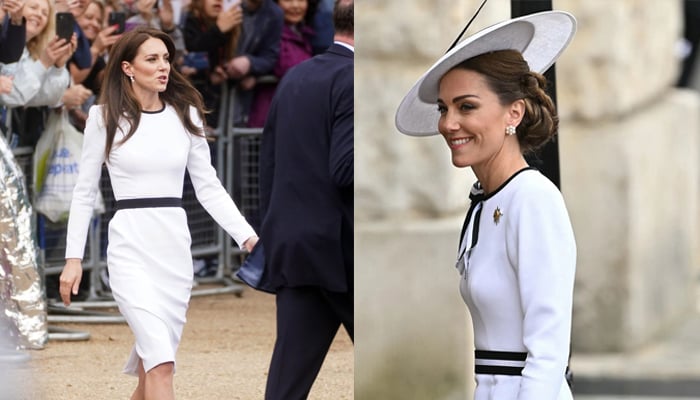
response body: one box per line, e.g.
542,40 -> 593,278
511,0 -> 561,189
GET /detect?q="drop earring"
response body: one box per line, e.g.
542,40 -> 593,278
506,125 -> 516,136
128,75 -> 135,82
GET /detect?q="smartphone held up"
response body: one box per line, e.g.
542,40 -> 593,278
108,11 -> 126,34
55,12 -> 75,41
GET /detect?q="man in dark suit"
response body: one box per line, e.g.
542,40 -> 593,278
258,0 -> 353,398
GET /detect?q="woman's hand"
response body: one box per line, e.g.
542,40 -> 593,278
40,36 -> 70,68
42,34 -> 76,69
2,0 -> 25,25
54,33 -> 78,68
243,236 -> 258,252
136,0 -> 157,17
216,5 -> 242,34
59,258 -> 83,306
62,84 -> 93,109
54,0 -> 79,12
92,25 -> 121,56
0,76 -> 13,95
158,0 -> 175,31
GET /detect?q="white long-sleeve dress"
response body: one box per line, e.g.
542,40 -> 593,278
457,168 -> 576,400
65,104 -> 255,375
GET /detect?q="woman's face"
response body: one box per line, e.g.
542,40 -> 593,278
71,0 -> 90,17
277,0 -> 307,25
78,2 -> 104,41
437,68 -> 513,169
123,37 -> 171,95
203,0 -> 223,19
23,0 -> 50,41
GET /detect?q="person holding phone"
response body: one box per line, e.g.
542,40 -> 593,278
69,0 -> 120,88
59,27 -> 257,399
0,0 -> 75,110
55,0 -> 93,72
65,0 -> 122,131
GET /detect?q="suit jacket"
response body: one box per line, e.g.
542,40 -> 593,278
259,43 -> 353,293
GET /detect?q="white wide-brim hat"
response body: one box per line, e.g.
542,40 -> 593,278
395,10 -> 577,137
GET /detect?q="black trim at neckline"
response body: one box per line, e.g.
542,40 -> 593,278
481,167 -> 535,201
142,103 -> 166,114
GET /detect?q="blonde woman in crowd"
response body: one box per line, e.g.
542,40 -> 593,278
0,0 -> 76,108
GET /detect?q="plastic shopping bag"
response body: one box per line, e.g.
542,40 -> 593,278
33,109 -> 104,222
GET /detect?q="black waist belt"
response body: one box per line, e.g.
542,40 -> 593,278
474,350 -> 526,376
115,197 -> 182,211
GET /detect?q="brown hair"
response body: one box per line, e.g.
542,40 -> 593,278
98,26 -> 208,159
451,49 -> 558,154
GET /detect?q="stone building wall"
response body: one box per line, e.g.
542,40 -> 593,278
356,0 -> 700,398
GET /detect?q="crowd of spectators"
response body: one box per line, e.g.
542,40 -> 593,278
0,0 -> 332,143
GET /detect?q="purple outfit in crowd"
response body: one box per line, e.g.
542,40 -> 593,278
247,23 -> 314,128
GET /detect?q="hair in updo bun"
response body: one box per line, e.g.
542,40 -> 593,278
450,49 -> 559,154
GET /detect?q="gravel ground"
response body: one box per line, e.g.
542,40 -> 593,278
10,287 -> 353,399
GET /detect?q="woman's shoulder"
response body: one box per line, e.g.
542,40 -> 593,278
515,168 -> 558,190
86,104 -> 107,127
511,169 -> 566,206
88,104 -> 105,116
507,168 -> 562,204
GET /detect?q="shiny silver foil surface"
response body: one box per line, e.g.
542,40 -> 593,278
0,136 -> 47,349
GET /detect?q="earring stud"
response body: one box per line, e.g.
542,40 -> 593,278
506,125 -> 516,136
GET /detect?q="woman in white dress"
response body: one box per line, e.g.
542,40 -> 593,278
59,27 -> 258,400
396,11 -> 578,400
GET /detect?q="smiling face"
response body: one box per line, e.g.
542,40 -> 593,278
277,0 -> 307,25
77,2 -> 104,41
437,68 -> 521,169
23,0 -> 50,40
121,37 -> 171,98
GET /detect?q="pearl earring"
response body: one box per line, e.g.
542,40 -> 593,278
506,125 -> 516,136
128,75 -> 134,82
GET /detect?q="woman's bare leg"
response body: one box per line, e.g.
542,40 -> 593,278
144,362 -> 175,400
130,360 -> 146,400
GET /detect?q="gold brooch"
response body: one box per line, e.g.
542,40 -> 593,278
493,207 -> 503,224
